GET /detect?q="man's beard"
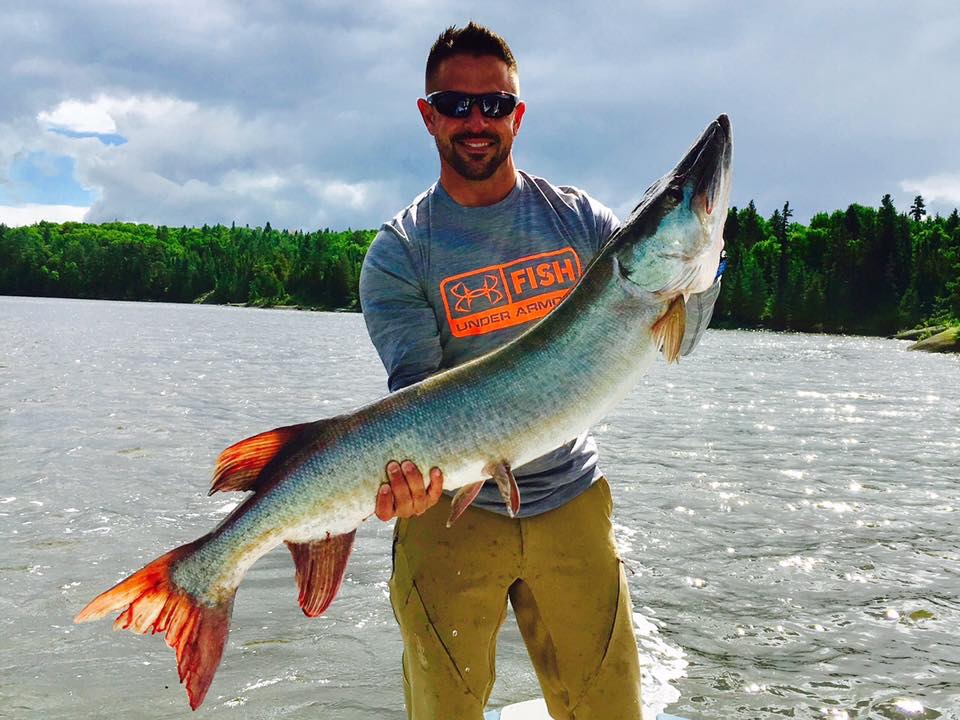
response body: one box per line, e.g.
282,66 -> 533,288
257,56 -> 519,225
436,132 -> 510,181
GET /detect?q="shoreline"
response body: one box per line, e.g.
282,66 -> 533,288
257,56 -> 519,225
223,302 -> 358,312
906,326 -> 960,354
4,294 -> 958,352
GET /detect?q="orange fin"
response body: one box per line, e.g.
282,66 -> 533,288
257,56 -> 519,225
210,422 -> 314,494
286,530 -> 356,618
74,540 -> 235,710
447,480 -> 486,527
651,295 -> 686,363
485,460 -> 521,518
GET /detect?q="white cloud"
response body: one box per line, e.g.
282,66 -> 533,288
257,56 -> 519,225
29,92 -> 402,229
307,179 -> 376,210
0,203 -> 89,226
900,174 -> 960,205
37,94 -> 193,137
70,96 -> 290,225
37,98 -> 118,133
221,170 -> 287,194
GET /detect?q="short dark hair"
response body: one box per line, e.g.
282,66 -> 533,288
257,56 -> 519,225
425,22 -> 518,92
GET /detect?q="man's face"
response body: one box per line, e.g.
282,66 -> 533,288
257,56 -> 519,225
418,54 -> 525,182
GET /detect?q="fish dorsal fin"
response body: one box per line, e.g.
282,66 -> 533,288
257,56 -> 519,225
210,422 -> 314,494
286,531 -> 357,617
651,295 -> 686,363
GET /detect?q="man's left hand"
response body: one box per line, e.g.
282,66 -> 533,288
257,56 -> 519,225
375,460 -> 444,521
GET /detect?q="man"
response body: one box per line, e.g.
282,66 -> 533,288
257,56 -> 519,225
359,23 -> 720,720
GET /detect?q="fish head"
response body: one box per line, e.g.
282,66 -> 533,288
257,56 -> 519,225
612,114 -> 732,299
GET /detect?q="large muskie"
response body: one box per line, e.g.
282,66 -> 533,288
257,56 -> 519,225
76,114 -> 733,709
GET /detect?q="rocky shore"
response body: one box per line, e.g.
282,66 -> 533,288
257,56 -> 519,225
905,326 -> 960,354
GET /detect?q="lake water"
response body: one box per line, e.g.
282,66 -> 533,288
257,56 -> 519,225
1,295 -> 958,720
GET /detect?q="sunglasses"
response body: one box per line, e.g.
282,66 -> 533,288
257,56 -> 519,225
426,91 -> 520,119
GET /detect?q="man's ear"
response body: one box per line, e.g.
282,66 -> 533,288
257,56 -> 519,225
512,102 -> 526,136
417,98 -> 438,137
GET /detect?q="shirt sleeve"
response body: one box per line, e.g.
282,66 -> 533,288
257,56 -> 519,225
359,227 -> 443,391
585,193 -> 620,250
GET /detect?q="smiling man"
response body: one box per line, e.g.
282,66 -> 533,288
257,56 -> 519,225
419,52 -> 523,202
359,22 -> 720,720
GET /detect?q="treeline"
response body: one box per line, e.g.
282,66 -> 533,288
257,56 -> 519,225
0,221 -> 374,309
1,195 -> 959,334
715,195 -> 960,334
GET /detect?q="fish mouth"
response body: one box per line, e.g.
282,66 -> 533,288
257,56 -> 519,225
676,114 -> 732,217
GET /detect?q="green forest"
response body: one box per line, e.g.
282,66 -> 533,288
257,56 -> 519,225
1,194 -> 958,335
0,221 -> 373,310
714,195 -> 960,334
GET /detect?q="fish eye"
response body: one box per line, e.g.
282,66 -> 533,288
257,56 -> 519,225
666,186 -> 685,205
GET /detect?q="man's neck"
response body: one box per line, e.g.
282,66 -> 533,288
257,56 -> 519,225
438,159 -> 519,207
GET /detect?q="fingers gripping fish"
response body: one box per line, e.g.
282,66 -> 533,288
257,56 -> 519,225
75,115 -> 733,710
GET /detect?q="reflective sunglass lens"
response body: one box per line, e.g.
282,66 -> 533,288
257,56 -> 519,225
429,92 -> 517,119
452,96 -> 472,117
480,95 -> 515,117
431,93 -> 468,117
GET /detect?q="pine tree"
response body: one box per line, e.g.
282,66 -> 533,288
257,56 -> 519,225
909,195 -> 927,222
773,202 -> 793,329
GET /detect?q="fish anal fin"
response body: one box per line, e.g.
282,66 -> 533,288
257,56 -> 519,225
447,481 -> 486,527
210,422 -> 314,495
286,530 -> 356,618
74,539 -> 236,710
484,460 -> 521,518
651,295 -> 686,364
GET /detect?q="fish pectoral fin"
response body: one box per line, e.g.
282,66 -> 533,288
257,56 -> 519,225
484,460 -> 521,518
651,295 -> 686,364
210,421 -> 316,494
286,530 -> 356,618
74,538 -> 235,710
447,481 -> 486,527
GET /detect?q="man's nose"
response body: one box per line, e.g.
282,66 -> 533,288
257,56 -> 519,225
462,103 -> 490,130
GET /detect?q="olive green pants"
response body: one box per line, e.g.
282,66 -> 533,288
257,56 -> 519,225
390,478 -> 642,720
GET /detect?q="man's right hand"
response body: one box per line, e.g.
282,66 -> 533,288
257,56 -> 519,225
375,460 -> 444,521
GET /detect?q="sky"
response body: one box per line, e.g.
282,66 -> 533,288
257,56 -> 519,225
1,1 -> 959,230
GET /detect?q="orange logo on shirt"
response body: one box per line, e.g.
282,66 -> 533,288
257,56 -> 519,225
448,274 -> 504,313
440,247 -> 582,338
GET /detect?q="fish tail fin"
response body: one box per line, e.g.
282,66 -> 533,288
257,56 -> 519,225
75,539 -> 235,710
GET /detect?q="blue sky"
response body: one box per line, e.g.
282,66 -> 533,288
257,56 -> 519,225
2,1 -> 959,229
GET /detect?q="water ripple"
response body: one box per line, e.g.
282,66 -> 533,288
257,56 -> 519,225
2,301 -> 958,719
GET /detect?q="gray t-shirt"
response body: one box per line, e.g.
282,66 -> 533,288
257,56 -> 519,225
359,170 -> 719,516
